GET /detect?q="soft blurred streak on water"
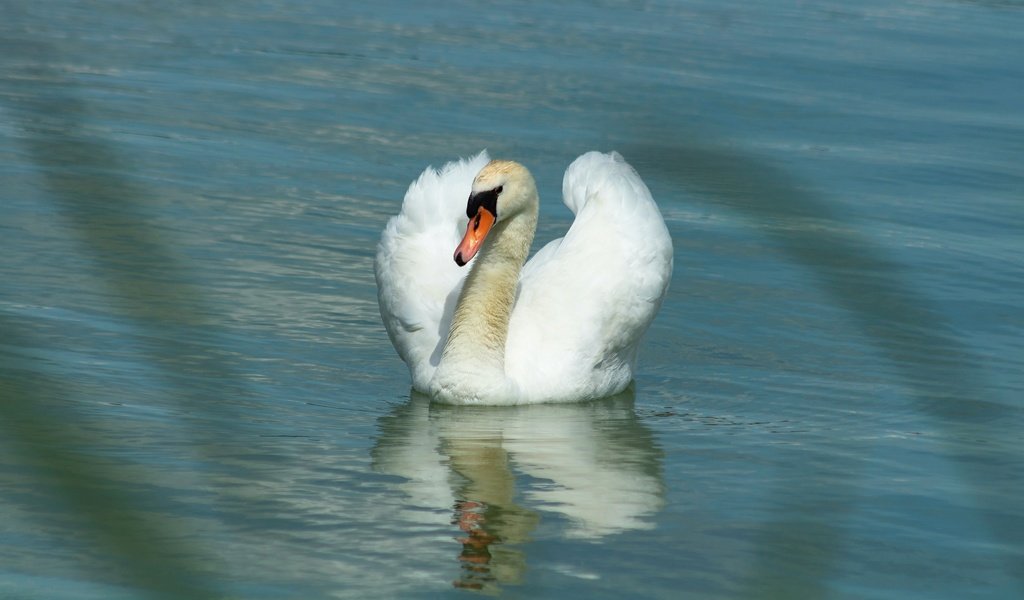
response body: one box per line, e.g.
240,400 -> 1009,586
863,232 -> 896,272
621,134 -> 1022,596
1,9 -> 247,596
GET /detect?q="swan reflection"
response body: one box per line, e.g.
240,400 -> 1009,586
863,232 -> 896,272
371,389 -> 664,591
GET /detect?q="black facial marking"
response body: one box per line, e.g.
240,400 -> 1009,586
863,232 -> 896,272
466,186 -> 501,219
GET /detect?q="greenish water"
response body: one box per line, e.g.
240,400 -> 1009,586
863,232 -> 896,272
2,1 -> 1022,598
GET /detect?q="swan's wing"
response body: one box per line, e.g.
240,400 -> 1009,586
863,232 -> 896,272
506,151 -> 673,401
375,152 -> 489,390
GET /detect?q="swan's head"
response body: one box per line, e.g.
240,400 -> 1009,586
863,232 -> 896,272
454,160 -> 537,266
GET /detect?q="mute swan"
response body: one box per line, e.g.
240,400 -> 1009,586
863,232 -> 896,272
375,151 -> 673,405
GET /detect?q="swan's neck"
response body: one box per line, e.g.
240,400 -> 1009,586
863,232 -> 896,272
433,207 -> 537,401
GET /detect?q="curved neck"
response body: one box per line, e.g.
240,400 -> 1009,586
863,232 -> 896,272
437,205 -> 537,390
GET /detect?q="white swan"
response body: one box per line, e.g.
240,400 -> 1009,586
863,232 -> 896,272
375,151 -> 672,405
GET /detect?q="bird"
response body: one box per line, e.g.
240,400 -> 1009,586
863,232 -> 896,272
374,151 -> 673,405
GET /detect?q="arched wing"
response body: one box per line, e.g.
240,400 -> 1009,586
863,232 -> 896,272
506,152 -> 673,401
374,152 -> 490,390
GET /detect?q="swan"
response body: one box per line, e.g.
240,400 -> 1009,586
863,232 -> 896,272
375,151 -> 673,405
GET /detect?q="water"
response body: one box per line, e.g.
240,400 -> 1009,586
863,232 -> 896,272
2,0 -> 1022,598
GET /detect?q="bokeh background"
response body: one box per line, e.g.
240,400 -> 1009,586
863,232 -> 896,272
2,1 -> 1022,598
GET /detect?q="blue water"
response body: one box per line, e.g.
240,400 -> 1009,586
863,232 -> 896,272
2,1 -> 1022,598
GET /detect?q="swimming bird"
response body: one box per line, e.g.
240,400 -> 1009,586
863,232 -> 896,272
375,151 -> 672,405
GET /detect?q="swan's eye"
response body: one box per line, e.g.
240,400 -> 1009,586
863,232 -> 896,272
495,186 -> 503,194
466,187 -> 500,219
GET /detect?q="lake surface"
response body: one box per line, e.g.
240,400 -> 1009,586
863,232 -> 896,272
2,1 -> 1022,598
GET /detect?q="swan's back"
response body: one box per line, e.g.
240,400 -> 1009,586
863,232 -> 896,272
505,152 -> 673,402
375,152 -> 490,390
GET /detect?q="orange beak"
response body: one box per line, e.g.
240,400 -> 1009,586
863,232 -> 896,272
454,207 -> 496,266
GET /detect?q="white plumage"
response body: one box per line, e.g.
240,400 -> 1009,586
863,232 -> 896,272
375,151 -> 673,405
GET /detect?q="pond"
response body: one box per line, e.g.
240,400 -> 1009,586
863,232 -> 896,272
1,1 -> 1022,598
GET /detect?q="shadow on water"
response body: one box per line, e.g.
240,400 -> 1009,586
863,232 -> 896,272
1,29 -> 243,600
371,389 -> 664,593
620,134 -> 1023,596
1,328 -> 220,599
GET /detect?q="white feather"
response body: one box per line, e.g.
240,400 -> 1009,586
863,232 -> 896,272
374,151 -> 490,390
375,151 -> 673,404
